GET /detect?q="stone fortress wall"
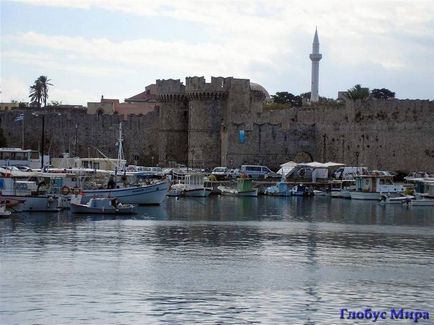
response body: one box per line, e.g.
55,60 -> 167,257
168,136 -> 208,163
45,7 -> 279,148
1,77 -> 433,172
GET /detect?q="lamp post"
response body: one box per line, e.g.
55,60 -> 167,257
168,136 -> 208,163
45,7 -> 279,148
32,113 -> 45,170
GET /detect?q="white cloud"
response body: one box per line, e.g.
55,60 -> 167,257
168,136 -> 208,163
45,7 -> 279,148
3,0 -> 434,99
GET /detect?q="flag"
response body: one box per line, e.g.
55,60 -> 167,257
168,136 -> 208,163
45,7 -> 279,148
14,113 -> 24,122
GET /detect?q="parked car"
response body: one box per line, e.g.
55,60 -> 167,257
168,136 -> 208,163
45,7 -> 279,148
240,165 -> 278,179
211,167 -> 230,180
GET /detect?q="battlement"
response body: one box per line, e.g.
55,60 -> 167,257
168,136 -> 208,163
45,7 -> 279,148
185,76 -> 232,94
156,79 -> 185,95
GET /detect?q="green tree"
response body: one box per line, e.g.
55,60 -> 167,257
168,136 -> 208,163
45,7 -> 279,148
346,84 -> 370,101
371,88 -> 395,100
272,92 -> 303,107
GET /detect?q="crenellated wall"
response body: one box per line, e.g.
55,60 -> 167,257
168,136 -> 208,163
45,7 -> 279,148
1,79 -> 433,173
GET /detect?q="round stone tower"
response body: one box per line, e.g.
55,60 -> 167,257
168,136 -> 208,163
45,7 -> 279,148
156,79 -> 188,167
185,77 -> 229,168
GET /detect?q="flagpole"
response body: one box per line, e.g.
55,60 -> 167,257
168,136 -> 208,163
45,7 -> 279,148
21,115 -> 25,149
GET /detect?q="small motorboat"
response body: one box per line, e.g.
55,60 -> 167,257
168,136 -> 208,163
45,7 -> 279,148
70,197 -> 136,214
379,195 -> 414,205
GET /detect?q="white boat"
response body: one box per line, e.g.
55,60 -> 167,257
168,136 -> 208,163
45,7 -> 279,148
350,174 -> 404,200
71,197 -> 136,214
218,178 -> 258,197
0,176 -> 60,212
82,180 -> 170,205
313,190 -> 329,196
409,198 -> 434,207
168,174 -> 212,197
379,195 -> 414,205
330,180 -> 355,199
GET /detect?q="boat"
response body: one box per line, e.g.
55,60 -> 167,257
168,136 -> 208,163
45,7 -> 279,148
264,181 -> 291,196
350,174 -> 404,200
167,174 -> 212,197
313,190 -> 328,196
70,197 -> 136,214
379,195 -> 414,205
0,171 -> 60,212
330,180 -> 355,198
218,178 -> 258,197
408,196 -> 434,207
406,180 -> 434,206
289,184 -> 313,196
82,180 -> 170,205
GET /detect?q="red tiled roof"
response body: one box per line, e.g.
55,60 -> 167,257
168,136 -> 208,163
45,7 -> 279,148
125,90 -> 157,102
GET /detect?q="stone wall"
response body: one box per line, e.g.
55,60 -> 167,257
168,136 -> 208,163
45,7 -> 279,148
0,107 -> 159,166
1,86 -> 433,173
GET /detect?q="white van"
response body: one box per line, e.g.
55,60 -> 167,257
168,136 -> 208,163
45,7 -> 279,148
240,165 -> 276,179
333,167 -> 368,180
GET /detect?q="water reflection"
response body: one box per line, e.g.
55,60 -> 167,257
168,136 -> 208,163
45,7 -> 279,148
0,196 -> 433,324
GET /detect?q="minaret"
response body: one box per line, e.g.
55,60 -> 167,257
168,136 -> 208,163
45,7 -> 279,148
309,28 -> 322,102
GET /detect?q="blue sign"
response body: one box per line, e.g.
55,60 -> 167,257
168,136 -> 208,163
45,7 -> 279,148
239,130 -> 246,143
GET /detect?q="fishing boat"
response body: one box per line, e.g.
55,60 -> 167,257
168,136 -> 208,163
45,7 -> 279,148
167,174 -> 212,197
70,197 -> 136,214
82,180 -> 170,205
0,171 -> 60,212
350,174 -> 403,200
218,178 -> 258,197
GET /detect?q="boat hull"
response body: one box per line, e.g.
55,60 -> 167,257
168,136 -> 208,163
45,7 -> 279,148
409,199 -> 434,206
82,181 -> 169,205
183,188 -> 212,197
70,202 -> 136,214
350,192 -> 381,200
2,195 -> 60,212
218,187 -> 258,197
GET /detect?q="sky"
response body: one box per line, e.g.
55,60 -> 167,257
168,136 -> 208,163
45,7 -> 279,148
1,0 -> 434,105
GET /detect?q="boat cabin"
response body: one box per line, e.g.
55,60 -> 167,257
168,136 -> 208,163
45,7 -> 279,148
354,175 -> 403,193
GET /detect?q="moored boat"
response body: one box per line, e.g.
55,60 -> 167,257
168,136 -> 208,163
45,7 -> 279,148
82,180 -> 170,205
71,197 -> 136,214
167,174 -> 212,197
350,174 -> 403,200
218,178 -> 258,197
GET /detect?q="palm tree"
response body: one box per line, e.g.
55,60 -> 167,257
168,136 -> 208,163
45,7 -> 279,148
29,76 -> 53,108
37,76 -> 53,107
346,84 -> 370,101
29,80 -> 43,108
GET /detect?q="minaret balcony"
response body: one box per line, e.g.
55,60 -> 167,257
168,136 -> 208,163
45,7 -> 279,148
310,53 -> 322,61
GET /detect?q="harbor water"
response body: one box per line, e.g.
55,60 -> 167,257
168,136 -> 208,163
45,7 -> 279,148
1,196 -> 433,324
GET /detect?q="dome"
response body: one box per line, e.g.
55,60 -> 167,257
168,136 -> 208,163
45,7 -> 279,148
250,82 -> 270,99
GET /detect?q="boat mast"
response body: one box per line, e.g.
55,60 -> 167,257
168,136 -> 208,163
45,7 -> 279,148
116,122 -> 125,172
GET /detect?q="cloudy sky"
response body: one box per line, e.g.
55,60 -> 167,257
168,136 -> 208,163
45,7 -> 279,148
1,0 -> 433,104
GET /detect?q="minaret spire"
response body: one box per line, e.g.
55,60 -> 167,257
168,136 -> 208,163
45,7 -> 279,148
310,27 -> 322,102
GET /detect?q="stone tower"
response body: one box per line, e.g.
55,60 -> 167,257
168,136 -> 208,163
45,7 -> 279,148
185,77 -> 229,168
156,79 -> 188,167
309,28 -> 322,102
